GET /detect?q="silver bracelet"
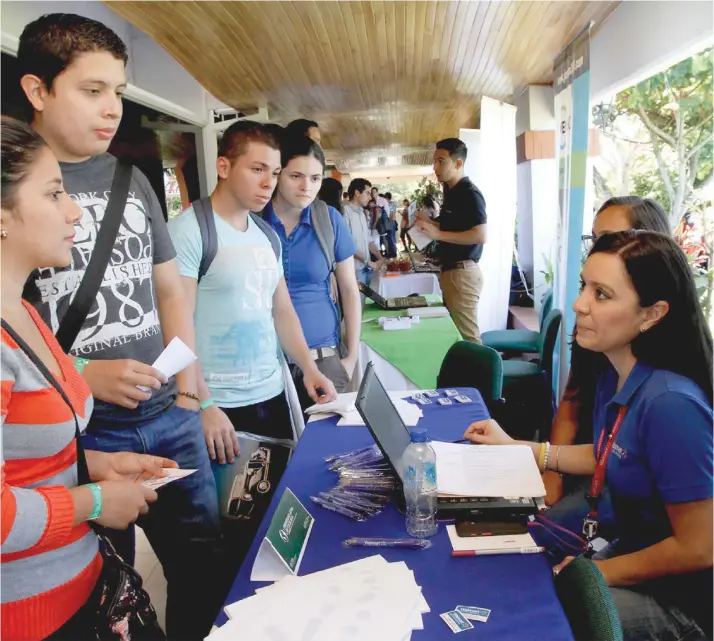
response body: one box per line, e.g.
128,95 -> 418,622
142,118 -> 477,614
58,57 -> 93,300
555,446 -> 561,473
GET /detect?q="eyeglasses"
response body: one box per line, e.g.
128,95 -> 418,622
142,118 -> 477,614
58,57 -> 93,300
581,234 -> 597,253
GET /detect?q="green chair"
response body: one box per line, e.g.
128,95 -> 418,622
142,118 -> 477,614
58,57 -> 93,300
437,342 -> 504,411
501,308 -> 562,386
554,556 -> 623,641
482,289 -> 553,355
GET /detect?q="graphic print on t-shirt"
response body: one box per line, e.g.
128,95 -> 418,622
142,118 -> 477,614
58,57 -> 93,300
34,188 -> 160,357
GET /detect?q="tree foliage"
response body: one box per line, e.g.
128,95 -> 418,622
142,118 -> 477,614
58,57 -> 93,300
595,47 -> 713,229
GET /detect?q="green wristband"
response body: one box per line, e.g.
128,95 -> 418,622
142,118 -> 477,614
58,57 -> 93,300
73,357 -> 90,374
200,397 -> 215,411
86,483 -> 103,521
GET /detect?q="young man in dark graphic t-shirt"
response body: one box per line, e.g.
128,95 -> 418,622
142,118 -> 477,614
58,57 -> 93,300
18,13 -> 221,640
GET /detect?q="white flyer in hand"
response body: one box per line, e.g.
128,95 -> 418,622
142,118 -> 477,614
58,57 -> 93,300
137,337 -> 197,391
142,468 -> 197,490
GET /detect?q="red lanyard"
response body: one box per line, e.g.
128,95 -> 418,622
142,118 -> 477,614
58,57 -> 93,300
590,406 -> 628,502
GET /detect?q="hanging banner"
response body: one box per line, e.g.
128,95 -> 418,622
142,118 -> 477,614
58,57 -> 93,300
552,25 -> 591,395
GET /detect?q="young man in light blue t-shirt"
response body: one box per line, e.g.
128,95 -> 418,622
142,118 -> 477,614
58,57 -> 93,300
168,121 -> 336,574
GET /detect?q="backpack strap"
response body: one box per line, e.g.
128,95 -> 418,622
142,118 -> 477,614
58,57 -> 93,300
310,201 -> 343,347
193,197 -> 217,283
55,160 -> 132,353
249,212 -> 281,260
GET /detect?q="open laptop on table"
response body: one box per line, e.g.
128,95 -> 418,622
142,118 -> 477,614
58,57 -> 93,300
358,282 -> 429,310
405,237 -> 441,273
354,362 -> 539,520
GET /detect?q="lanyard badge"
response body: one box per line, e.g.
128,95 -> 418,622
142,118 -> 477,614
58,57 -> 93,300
582,406 -> 627,543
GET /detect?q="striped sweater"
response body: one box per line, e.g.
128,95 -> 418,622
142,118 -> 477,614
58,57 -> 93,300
1,302 -> 101,641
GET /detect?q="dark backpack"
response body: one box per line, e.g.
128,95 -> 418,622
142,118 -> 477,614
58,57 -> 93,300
192,197 -> 281,280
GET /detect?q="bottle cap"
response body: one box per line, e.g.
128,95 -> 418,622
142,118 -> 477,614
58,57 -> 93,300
409,427 -> 428,443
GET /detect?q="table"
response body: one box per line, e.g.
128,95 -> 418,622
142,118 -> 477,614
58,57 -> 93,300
372,271 -> 442,298
349,342 -> 420,392
216,389 -> 574,641
357,302 -> 462,390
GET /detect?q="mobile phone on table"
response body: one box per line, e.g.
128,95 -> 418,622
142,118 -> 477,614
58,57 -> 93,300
455,520 -> 528,538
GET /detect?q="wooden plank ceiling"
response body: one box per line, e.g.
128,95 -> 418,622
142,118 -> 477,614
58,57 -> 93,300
108,1 -> 618,174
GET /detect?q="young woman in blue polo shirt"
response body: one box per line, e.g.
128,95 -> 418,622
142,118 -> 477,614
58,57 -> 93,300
464,231 -> 713,641
263,135 -> 360,408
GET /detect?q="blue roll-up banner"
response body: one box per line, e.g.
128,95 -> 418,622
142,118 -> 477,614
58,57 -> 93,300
553,25 -> 591,396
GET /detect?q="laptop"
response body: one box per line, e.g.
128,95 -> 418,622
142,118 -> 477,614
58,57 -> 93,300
354,362 -> 539,520
358,282 -> 429,310
405,239 -> 441,274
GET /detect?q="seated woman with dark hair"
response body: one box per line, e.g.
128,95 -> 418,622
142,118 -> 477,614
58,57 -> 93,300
465,231 -> 713,640
542,196 -> 672,523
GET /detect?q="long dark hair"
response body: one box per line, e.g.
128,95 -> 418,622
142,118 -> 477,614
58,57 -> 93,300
279,134 -> 325,169
596,196 -> 670,234
318,177 -> 344,214
1,116 -> 48,210
590,231 -> 712,404
567,198 -> 674,437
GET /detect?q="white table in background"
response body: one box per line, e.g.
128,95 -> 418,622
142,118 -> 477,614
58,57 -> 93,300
371,272 -> 442,298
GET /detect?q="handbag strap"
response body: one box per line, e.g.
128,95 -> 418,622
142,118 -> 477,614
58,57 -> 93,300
55,160 -> 133,353
1,319 -> 91,485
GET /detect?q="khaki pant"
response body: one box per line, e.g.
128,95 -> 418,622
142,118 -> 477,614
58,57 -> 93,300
440,262 -> 484,342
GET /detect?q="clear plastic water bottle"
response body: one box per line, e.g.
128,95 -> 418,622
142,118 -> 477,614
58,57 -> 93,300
403,427 -> 438,538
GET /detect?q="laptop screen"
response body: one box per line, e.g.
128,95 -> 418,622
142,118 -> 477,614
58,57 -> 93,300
358,282 -> 388,307
355,362 -> 412,482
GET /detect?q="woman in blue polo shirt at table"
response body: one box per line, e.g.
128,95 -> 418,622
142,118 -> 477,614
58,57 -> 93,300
263,135 -> 360,409
463,231 -> 713,641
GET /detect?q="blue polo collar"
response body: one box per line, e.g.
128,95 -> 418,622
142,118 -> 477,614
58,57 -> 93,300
604,361 -> 656,408
263,201 -> 313,228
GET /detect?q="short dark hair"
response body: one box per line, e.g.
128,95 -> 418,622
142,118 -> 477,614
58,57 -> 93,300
285,119 -> 319,139
318,177 -> 343,214
18,13 -> 128,92
436,137 -> 468,163
384,192 -> 392,200
596,196 -> 670,235
218,121 -> 281,162
280,134 -> 325,169
348,178 -> 372,199
1,116 -> 49,210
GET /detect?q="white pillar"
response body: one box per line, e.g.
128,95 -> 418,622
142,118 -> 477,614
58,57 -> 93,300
462,96 -> 517,333
196,121 -> 218,197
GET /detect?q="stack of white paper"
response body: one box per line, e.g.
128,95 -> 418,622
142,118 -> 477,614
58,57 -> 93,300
305,392 -> 423,427
430,442 -> 546,497
209,555 -> 429,641
407,306 -> 450,318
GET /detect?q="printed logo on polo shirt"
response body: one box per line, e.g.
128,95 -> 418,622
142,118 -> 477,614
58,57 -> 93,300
612,443 -> 628,460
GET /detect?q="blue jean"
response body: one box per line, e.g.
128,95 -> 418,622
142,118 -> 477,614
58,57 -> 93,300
593,543 -> 710,641
82,403 -> 221,641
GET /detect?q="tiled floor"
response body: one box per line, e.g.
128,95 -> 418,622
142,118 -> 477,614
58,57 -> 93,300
135,527 -> 167,632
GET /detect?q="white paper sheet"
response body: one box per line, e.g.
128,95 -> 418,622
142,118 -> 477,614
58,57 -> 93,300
137,337 -> 197,391
446,525 -> 538,552
217,556 -> 425,641
408,227 -> 434,251
141,468 -> 196,490
430,442 -> 546,497
305,392 -> 423,427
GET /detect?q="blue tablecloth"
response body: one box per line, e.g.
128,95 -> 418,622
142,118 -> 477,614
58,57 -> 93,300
216,388 -> 573,641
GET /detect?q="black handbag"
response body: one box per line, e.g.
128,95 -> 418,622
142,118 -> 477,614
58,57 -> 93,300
1,319 -> 165,641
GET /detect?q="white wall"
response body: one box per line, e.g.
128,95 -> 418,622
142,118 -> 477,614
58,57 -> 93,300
0,0 -> 229,125
591,1 -> 714,102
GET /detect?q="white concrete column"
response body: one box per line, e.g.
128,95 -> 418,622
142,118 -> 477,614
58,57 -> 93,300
196,118 -> 218,197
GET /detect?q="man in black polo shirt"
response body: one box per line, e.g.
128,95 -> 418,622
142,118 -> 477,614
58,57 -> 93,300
416,138 -> 487,342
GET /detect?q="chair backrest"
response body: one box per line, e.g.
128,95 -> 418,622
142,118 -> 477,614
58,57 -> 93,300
437,341 -> 503,402
538,309 -> 562,380
539,288 -> 554,328
554,556 -> 623,641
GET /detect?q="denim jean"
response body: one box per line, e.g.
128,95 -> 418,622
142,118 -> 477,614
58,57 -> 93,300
593,543 -> 710,641
82,401 -> 222,641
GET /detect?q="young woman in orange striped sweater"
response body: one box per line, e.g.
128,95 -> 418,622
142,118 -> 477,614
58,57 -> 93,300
1,116 -> 177,640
